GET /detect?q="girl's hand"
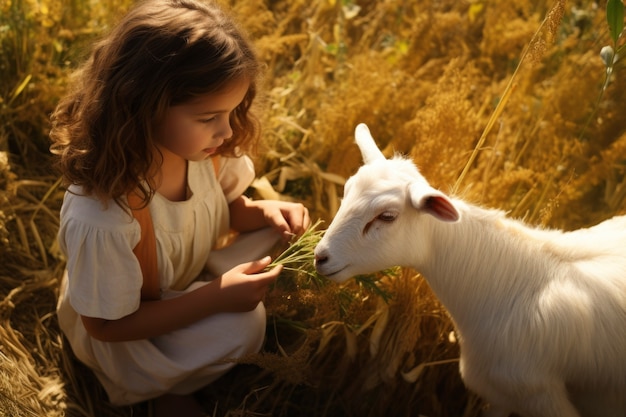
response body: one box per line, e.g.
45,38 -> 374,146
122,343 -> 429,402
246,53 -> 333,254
257,200 -> 311,241
80,256 -> 281,342
229,196 -> 311,241
216,256 -> 282,312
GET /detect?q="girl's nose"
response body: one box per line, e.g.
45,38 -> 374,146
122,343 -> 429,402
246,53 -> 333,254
219,118 -> 233,141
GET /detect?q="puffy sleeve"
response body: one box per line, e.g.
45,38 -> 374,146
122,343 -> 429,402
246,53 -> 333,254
58,189 -> 143,320
216,155 -> 255,203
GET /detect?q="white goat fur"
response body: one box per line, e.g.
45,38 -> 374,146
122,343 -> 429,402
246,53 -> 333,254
314,124 -> 626,417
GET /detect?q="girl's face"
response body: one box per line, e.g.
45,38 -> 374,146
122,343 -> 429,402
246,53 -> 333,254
155,78 -> 250,162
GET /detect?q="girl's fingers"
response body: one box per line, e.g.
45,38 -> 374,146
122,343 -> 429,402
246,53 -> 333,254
279,204 -> 310,238
235,257 -> 282,278
256,264 -> 283,283
299,206 -> 311,232
237,256 -> 272,273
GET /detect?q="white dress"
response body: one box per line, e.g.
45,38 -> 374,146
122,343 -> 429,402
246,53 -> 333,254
56,156 -> 280,405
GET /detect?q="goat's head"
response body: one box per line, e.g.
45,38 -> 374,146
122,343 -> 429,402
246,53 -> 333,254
314,123 -> 460,282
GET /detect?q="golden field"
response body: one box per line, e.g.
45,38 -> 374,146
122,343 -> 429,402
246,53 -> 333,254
0,0 -> 624,416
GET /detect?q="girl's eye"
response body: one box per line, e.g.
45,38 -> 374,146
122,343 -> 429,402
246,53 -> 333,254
377,211 -> 397,222
200,117 -> 216,123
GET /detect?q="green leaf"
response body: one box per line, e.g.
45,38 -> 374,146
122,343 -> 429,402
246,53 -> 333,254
607,0 -> 624,46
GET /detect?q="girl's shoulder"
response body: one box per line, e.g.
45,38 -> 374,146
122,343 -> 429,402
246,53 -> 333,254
60,185 -> 136,232
193,154 -> 254,177
192,155 -> 255,201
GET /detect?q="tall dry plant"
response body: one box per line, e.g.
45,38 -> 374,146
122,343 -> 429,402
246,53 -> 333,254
0,1 -> 133,415
239,0 -> 626,415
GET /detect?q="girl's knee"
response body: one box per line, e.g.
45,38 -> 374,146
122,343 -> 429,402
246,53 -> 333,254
238,302 -> 267,354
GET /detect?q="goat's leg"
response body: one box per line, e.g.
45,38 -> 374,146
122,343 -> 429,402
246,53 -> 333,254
514,383 -> 581,417
480,403 -> 511,417
569,386 -> 626,417
475,376 -> 581,417
463,361 -> 581,417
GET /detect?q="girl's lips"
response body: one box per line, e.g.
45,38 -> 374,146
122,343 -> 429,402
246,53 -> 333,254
203,141 -> 223,155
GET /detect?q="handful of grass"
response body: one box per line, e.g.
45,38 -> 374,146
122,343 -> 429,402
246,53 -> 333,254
268,219 -> 391,301
268,218 -> 326,286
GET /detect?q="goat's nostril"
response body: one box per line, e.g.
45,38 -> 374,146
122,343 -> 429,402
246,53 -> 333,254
314,254 -> 328,265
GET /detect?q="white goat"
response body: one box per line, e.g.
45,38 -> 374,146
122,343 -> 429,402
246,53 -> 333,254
314,123 -> 626,417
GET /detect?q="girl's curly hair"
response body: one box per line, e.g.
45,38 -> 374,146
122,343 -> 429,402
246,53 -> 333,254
50,0 -> 262,209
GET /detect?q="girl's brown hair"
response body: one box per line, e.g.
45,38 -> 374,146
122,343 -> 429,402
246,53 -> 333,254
50,0 -> 261,208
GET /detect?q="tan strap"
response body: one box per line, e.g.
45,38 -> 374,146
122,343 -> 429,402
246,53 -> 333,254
130,156 -> 221,301
212,155 -> 220,178
128,191 -> 161,301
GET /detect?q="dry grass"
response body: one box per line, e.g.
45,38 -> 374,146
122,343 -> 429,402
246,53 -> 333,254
1,0 -> 625,416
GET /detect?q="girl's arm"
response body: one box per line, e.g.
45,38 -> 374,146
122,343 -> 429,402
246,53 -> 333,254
229,195 -> 310,239
81,257 -> 281,342
82,197 -> 309,342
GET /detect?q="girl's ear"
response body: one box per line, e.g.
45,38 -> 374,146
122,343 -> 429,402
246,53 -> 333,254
408,182 -> 460,222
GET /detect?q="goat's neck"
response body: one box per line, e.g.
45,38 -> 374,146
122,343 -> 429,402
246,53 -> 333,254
414,202 -> 552,333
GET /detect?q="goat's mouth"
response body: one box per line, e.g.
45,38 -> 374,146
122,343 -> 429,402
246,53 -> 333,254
322,268 -> 343,277
315,264 -> 350,282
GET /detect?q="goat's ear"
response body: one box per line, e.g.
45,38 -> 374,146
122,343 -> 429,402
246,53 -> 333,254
408,182 -> 460,222
355,123 -> 386,164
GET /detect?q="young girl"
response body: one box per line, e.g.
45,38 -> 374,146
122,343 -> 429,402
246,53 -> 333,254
50,0 -> 310,415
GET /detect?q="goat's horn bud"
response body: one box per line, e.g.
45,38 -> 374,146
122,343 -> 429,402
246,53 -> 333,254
355,123 -> 385,164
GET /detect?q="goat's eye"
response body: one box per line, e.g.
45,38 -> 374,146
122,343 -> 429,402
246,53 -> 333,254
377,211 -> 397,222
363,211 -> 397,235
